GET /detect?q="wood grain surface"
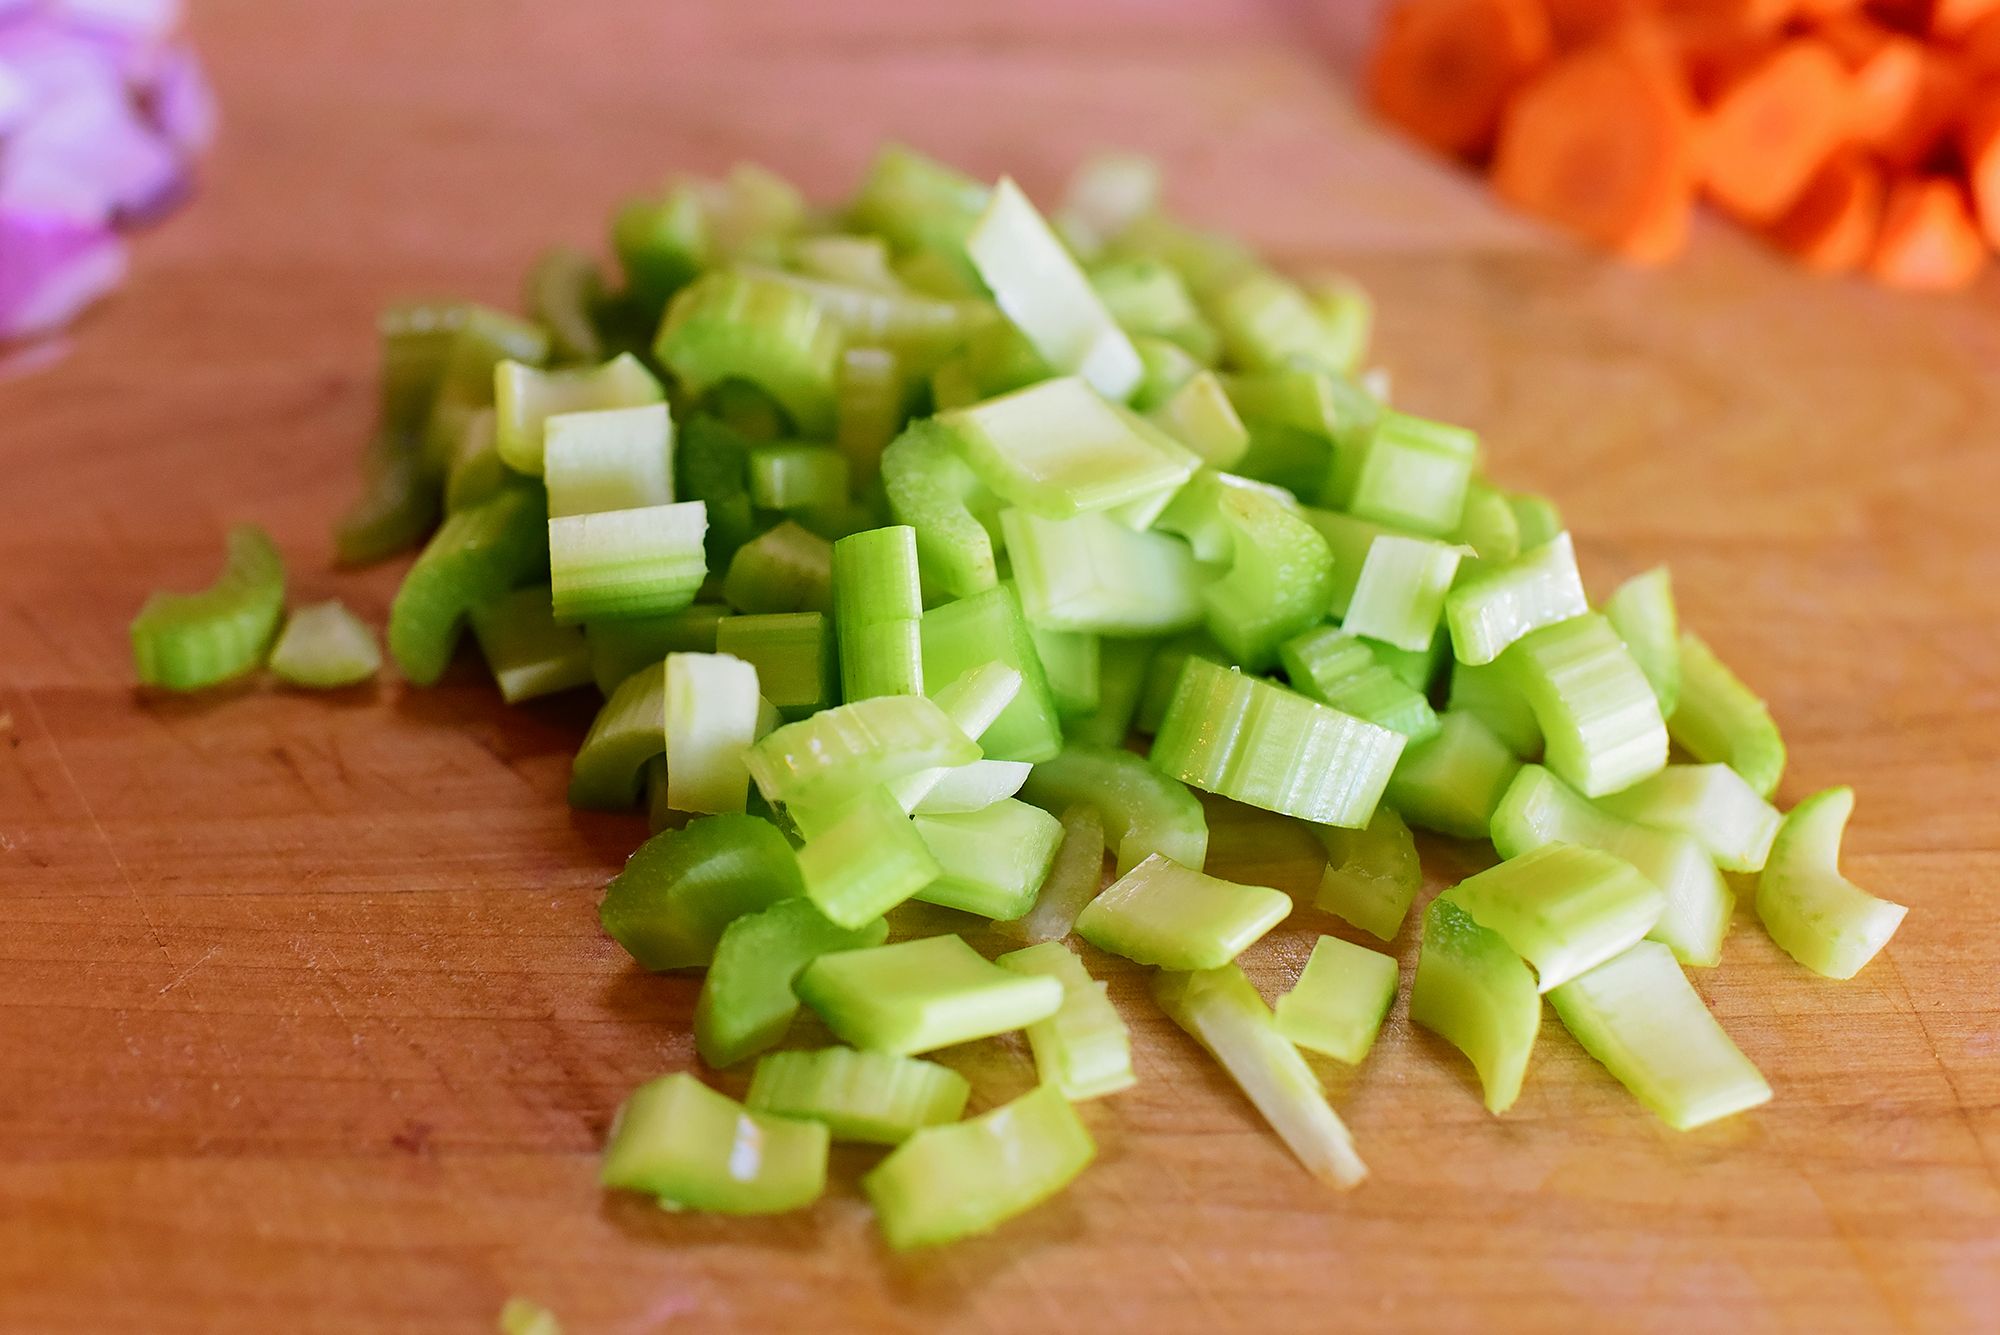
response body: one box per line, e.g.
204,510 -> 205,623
3,2 -> 1997,1331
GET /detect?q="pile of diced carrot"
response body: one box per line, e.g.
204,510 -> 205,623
1367,0 -> 2000,290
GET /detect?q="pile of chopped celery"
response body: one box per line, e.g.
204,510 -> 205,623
137,146 -> 1909,1247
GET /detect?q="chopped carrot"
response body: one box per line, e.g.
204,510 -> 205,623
1698,40 -> 1856,222
1657,0 -> 1797,28
1815,16 -> 1933,148
1764,149 -> 1886,268
1367,0 -> 1556,160
1957,10 -> 2000,77
1667,12 -> 1781,101
1868,176 -> 1986,287
1929,0 -> 2000,39
1539,0 -> 1657,50
1871,48 -> 1970,166
1792,0 -> 1866,14
1962,92 -> 2000,246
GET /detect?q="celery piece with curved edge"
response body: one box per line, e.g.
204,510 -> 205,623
713,612 -> 834,718
1342,534 -> 1466,653
1603,567 -> 1680,717
863,1082 -> 1095,1251
494,353 -> 664,476
834,525 -> 923,700
524,245 -> 605,365
1153,964 -> 1367,1189
1279,625 -> 1439,743
268,599 -> 380,690
585,604 -> 728,696
389,481 -> 548,687
1027,621 -> 1099,718
1128,335 -> 1204,413
1454,480 -> 1522,565
1409,895 -> 1540,1114
918,586 -> 1065,764
998,941 -> 1137,1100
468,585 -> 590,703
498,1296 -> 561,1335
1076,852 -> 1290,970
1596,763 -> 1782,872
1151,657 -> 1405,827
887,660 -> 1026,811
613,185 -> 709,310
746,694 -> 978,810
542,403 -> 674,518
1019,743 -> 1207,874
1549,939 -> 1772,1129
569,661 -> 666,810
721,519 -> 833,615
656,271 -> 844,436
1151,370 -> 1250,469
1002,509 -> 1206,637
881,420 -> 1002,598
1757,787 -> 1907,979
1385,710 -> 1523,840
1093,261 -> 1219,366
1670,632 -> 1786,800
675,413 -> 760,567
746,1047 -> 969,1144
663,652 -> 760,814
710,376 -> 790,443
1446,658 -> 1543,758
1298,506 -> 1400,620
443,409 -> 508,515
913,799 -> 1065,919
1066,637 -> 1154,748
796,935 -> 1064,1056
911,759 -> 1034,814
1157,471 -> 1334,670
848,144 -> 989,261
744,264 -> 993,374
1338,411 -> 1476,537
1273,935 -> 1398,1064
1445,532 -> 1588,666
336,433 -> 439,567
1060,152 -> 1160,259
748,444 -> 849,513
598,812 -> 804,970
1203,268 -> 1351,375
601,1072 -> 827,1214
1313,805 -> 1420,941
548,501 -> 708,623
836,346 -> 906,486
1503,612 -> 1667,799
1305,275 -> 1372,377
422,307 -> 551,476
794,785 -> 942,928
1509,492 -> 1564,549
1134,633 -> 1225,735
374,301 -> 470,445
694,898 -> 889,1068
1445,844 -> 1664,992
1001,804 -> 1108,943
131,524 -> 287,692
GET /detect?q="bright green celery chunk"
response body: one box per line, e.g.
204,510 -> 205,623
742,263 -> 992,370
1445,844 -> 1664,992
1548,940 -> 1772,1130
1454,480 -> 1522,565
1060,152 -> 1160,258
1235,426 -> 1332,500
998,942 -> 1137,1100
747,694 -> 978,809
1297,506 -> 1400,620
928,354 -> 979,410
1157,471 -> 1333,670
833,525 -> 923,699
1670,632 -> 1786,800
1066,638 -> 1154,747
268,599 -> 379,690
1153,965 -> 1367,1188
1373,631 -> 1448,694
1106,209 -> 1257,297
131,525 -> 287,692
1445,532 -> 1587,666
1151,370 -> 1250,468
796,935 -> 1063,1055
421,307 -> 551,475
1504,612 -> 1667,799
661,652 -> 760,814
1027,622 -> 1099,718
1090,258 -> 1217,363
524,244 -> 605,364
748,444 -> 849,512
613,185 -> 709,308
585,604 -> 727,695
656,270 -> 845,436
887,660 -> 1025,811
373,301 -> 469,444
1151,657 -> 1405,827
1337,411 -> 1476,537
569,661 -> 666,809
1223,367 -> 1379,468
1493,763 -> 1733,967
442,409 -> 509,515
1603,567 -> 1680,716
1279,625 -> 1439,742
599,813 -> 803,969
1135,633 -> 1224,735
1019,743 -> 1207,874
1001,804 -> 1108,942
542,403 -> 674,518
1077,852 -> 1289,970
708,163 -> 809,263
601,1072 -> 827,1214
388,481 -> 548,687
746,1047 -> 969,1144
1314,806 -> 1420,940
792,234 -> 902,290
967,177 -> 1143,400
722,519 -> 833,615
1203,268 -> 1351,375
1342,534 -> 1466,653
548,501 -> 708,623
911,759 -> 1034,814
1447,659 -> 1542,758
714,613 -> 834,718
881,420 -> 1002,598
1597,764 -> 1781,872
1304,275 -> 1372,376
1273,935 -> 1398,1064
795,786 -> 942,927
675,413 -> 759,568
1510,492 -> 1564,548
1385,710 -> 1522,840
336,431 -> 439,567
1757,787 -> 1907,980
961,318 -> 1055,399
498,1295 -> 562,1335
1002,509 -> 1205,637
1128,335 -> 1205,414
848,144 -> 989,260
911,799 -> 1064,919
1409,896 -> 1540,1114
836,346 -> 906,486
468,585 -> 590,703
493,353 -> 663,476
695,899 -> 888,1068
863,1082 -> 1094,1250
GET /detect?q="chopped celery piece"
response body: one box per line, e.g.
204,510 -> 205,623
1342,534 -> 1466,653
1134,633 -> 1224,735
1385,711 -> 1523,840
445,411 -> 506,514
656,271 -> 844,436
1549,940 -> 1771,1130
599,813 -> 803,969
763,263 -> 991,363
1003,804 -> 1108,942
714,612 -> 835,718
1446,844 -> 1664,992
1305,275 -> 1372,376
746,694 -> 978,809
796,935 -> 1063,1056
1076,852 -> 1289,970
336,433 -> 439,566
1153,965 -> 1367,1189
963,319 -> 1056,399
1204,268 -> 1350,375
569,661 -> 667,809
131,524 -> 287,692
676,413 -> 759,567
712,164 -> 808,262
1060,152 -> 1160,258
1279,625 -> 1439,742
1108,210 -> 1258,297
913,799 -> 1065,919
1313,806 -> 1421,941
525,244 -> 605,365
881,420 -> 1001,598
422,307 -> 551,475
1509,492 -> 1564,549
548,501 -> 708,622
1027,622 -> 1099,718
920,658 -> 1025,752
585,604 -> 727,695
1603,567 -> 1680,717
1128,335 -> 1205,412
1340,411 -> 1476,537
1757,788 -> 1907,980
1453,481 -> 1521,565
1223,368 -> 1377,466
1151,658 -> 1405,828
912,759 -> 1033,813
1002,509 -> 1206,637
1409,895 -> 1540,1114
1273,935 -> 1398,1064
748,444 -> 849,513
966,178 -> 1142,401
613,185 -> 709,307
1670,632 -> 1786,800
1066,637 -> 1153,747
601,1073 -> 827,1214
498,1295 -> 562,1335
914,588 -> 1065,764
1597,764 -> 1781,873
708,383 -> 789,441
746,1047 -> 969,1144
836,346 -> 906,485
1297,506 -> 1399,619
469,585 -> 591,703
1445,532 -> 1588,666
1158,471 -> 1335,669
1092,260 -> 1218,365
927,355 -> 978,410
1447,659 -> 1542,758
848,144 -> 989,260
1503,612 -> 1667,799
795,786 -> 942,928
1020,743 -> 1207,874
997,941 -> 1137,1100
695,898 -> 887,1067
542,403 -> 675,518
493,353 -> 664,476
268,599 -> 380,690
793,234 -> 902,291
1151,370 -> 1250,468
1372,630 -> 1447,693
833,525 -> 923,699
374,301 -> 468,444
388,482 -> 548,687
662,652 -> 760,814
721,519 -> 833,615
863,1083 -> 1095,1251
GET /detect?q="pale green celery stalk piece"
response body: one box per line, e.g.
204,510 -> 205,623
1492,763 -> 1734,967
373,301 -> 470,445
1597,764 -> 1781,872
1150,657 -> 1406,828
1447,658 -> 1543,758
494,353 -> 664,476
1297,506 -> 1401,620
1603,567 -> 1680,717
1670,632 -> 1786,800
836,346 -> 906,487
570,661 -> 666,809
1453,480 -> 1521,565
547,501 -> 707,623
1279,625 -> 1439,743
1133,633 -> 1224,735
967,177 -> 1143,401
912,799 -> 1065,919
1757,787 -> 1907,979
1548,940 -> 1772,1130
695,898 -> 888,1068
713,612 -> 834,718
792,234 -> 904,291
1092,260 -> 1220,365
1342,534 -> 1467,653
542,403 -> 675,518
1371,630 -> 1448,693
1503,612 -> 1667,799
1222,368 -> 1379,466
388,481 -> 548,687
1509,492 -> 1564,549
713,163 -> 808,262
1066,638 -> 1154,748
655,270 -> 845,436
1445,532 -> 1588,666
918,585 -> 1063,762
1019,742 -> 1207,874
1313,806 -> 1420,941
962,318 -> 1056,399
498,1295 -> 563,1335
1339,411 -> 1477,537
442,411 -> 501,514
746,1047 -> 969,1144
586,604 -> 728,695
267,599 -> 379,690
1446,844 -> 1665,992
601,1072 -> 827,1214
748,444 -> 849,512
337,431 -> 439,566
468,585 -> 589,703
1105,210 -> 1258,297
1385,710 -> 1523,840
1061,153 -> 1161,259
1156,471 -> 1335,671
998,942 -> 1137,1100
676,410 -> 759,565
421,308 -> 551,477
661,652 -> 759,814
863,1083 -> 1095,1250
599,813 -> 804,969
1409,895 -> 1540,1114
1027,622 -> 1100,719
1150,370 -> 1251,469
912,759 -> 1034,814
1153,965 -> 1367,1188
1128,335 -> 1206,413
928,355 -> 979,410
1203,268 -> 1352,375
796,935 -> 1064,1055
1001,804 -> 1110,943
795,786 -> 942,928
747,694 -> 978,809
881,420 -> 1002,598
1304,275 -> 1372,377
1001,509 -> 1206,637
525,244 -> 606,365
848,144 -> 990,260
1075,852 -> 1289,970
721,519 -> 834,615
1273,935 -> 1398,1064
895,247 -> 985,300
834,525 -> 924,700
612,185 -> 709,309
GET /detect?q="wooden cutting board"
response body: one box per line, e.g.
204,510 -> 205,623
2,2 -> 1996,1331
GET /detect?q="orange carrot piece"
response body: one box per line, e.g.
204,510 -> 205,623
1669,13 -> 1781,102
1929,0 -> 2000,38
1816,16 -> 1932,150
1699,40 -> 1856,222
1765,149 -> 1886,268
1658,0 -> 1796,30
1958,11 -> 2000,78
1962,93 -> 2000,247
1871,49 -> 1970,167
1540,0 -> 1657,50
1368,0 -> 1556,160
1868,176 -> 1986,287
